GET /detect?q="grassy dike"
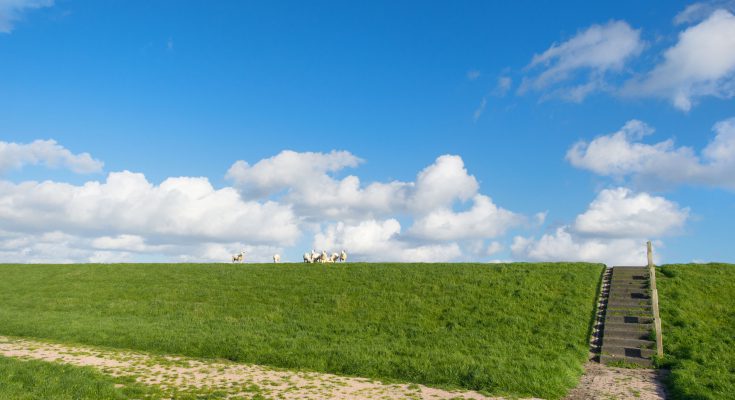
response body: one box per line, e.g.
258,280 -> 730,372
0,262 -> 603,399
657,263 -> 735,400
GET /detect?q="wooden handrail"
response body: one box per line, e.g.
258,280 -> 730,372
648,241 -> 664,358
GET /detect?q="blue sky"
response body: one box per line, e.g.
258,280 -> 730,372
1,0 -> 734,264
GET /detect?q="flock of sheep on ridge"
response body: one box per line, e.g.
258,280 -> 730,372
230,249 -> 348,264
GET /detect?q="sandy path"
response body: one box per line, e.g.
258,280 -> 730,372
564,362 -> 667,400
0,336 -> 535,400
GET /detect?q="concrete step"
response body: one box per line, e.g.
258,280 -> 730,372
607,286 -> 650,297
603,337 -> 655,348
602,345 -> 656,359
607,299 -> 652,308
611,275 -> 649,280
606,309 -> 653,318
604,322 -> 653,331
609,288 -> 650,296
611,270 -> 649,275
607,304 -> 652,312
609,292 -> 650,300
612,270 -> 649,276
610,278 -> 649,284
605,315 -> 654,324
603,328 -> 652,340
612,273 -> 648,279
600,353 -> 653,368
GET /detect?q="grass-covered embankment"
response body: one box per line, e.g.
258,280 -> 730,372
0,356 -> 160,399
0,262 -> 603,399
657,263 -> 735,400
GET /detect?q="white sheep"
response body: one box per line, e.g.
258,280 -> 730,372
273,254 -> 281,263
330,252 -> 339,263
303,252 -> 313,263
231,251 -> 245,263
339,250 -> 347,262
321,250 -> 329,263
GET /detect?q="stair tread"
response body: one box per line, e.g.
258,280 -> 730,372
603,337 -> 655,347
600,354 -> 654,368
602,345 -> 656,358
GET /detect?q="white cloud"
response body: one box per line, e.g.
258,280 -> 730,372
473,96 -> 487,122
521,20 -> 644,100
0,0 -> 53,33
674,1 -> 735,25
486,241 -> 503,256
534,211 -> 548,225
567,118 -> 735,189
0,171 -> 300,245
227,150 -> 408,221
0,139 -> 103,174
91,234 -> 162,253
623,10 -> 735,111
467,69 -> 481,81
228,152 -> 523,262
1,143 -> 527,263
313,219 -> 462,262
409,194 -> 523,241
411,155 -> 479,213
0,229 -> 284,263
226,150 -> 362,199
512,227 -> 655,266
512,187 -> 687,266
573,188 -> 689,237
227,152 -> 487,222
495,76 -> 512,96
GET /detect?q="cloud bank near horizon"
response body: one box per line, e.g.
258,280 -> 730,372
0,141 -> 532,263
0,129 -> 709,265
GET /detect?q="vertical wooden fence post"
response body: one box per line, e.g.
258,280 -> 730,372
648,241 -> 664,358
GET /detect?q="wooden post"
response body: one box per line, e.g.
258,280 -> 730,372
647,241 -> 664,358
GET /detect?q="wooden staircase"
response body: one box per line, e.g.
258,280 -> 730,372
600,266 -> 657,367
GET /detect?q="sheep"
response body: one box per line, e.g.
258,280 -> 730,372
330,253 -> 340,263
339,250 -> 347,262
321,250 -> 329,263
231,251 -> 245,263
303,252 -> 313,263
273,254 -> 281,263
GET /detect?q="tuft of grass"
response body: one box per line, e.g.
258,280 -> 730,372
657,263 -> 735,400
0,262 -> 603,399
0,356 -> 161,399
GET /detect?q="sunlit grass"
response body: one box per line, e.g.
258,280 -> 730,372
0,262 -> 603,399
657,263 -> 735,400
0,356 -> 161,400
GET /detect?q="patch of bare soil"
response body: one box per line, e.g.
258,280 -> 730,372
565,362 -> 667,400
0,336 -> 541,400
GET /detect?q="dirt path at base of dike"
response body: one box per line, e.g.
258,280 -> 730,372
565,362 -> 667,400
0,336 -> 538,400
0,336 -> 666,400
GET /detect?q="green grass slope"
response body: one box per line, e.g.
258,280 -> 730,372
0,356 -> 160,399
657,263 -> 735,400
0,262 -> 603,399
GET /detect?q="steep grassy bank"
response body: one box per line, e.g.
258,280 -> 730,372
0,262 -> 603,399
658,263 -> 735,400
